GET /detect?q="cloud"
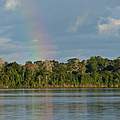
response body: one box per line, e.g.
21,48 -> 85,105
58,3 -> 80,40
0,37 -> 11,44
98,17 -> 120,36
0,25 -> 13,35
0,36 -> 57,62
32,39 -> 39,43
68,14 -> 88,33
0,37 -> 30,62
4,0 -> 21,11
0,37 -> 19,50
97,6 -> 120,36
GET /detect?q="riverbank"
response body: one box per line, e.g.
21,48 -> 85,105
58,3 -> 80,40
1,84 -> 120,89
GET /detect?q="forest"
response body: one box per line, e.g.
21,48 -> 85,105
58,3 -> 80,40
0,56 -> 120,88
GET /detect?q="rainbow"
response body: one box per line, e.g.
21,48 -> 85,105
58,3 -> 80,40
20,0 -> 56,60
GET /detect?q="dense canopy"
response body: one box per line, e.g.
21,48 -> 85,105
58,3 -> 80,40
0,56 -> 120,88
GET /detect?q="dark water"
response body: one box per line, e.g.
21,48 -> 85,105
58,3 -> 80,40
0,88 -> 120,120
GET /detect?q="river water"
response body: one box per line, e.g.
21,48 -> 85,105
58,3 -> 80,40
0,88 -> 119,120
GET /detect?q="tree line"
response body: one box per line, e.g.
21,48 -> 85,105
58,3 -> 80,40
0,56 -> 120,88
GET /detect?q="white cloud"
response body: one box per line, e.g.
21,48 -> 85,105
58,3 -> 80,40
4,0 -> 21,11
0,25 -> 13,34
0,37 -> 18,49
68,14 -> 88,33
0,37 -> 11,44
98,17 -> 120,36
0,37 -> 28,62
32,39 -> 39,43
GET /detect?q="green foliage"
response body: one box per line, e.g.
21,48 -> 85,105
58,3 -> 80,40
0,56 -> 120,88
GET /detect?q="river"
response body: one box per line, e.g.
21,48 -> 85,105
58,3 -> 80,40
0,88 -> 119,120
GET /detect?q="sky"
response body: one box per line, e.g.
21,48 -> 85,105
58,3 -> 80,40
0,0 -> 120,63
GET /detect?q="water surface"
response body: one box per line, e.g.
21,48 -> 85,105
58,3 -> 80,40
0,88 -> 120,120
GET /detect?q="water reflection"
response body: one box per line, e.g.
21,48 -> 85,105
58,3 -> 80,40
34,89 -> 54,120
18,89 -> 54,120
0,89 -> 119,120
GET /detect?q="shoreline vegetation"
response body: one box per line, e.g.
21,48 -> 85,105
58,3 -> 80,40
0,56 -> 120,88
